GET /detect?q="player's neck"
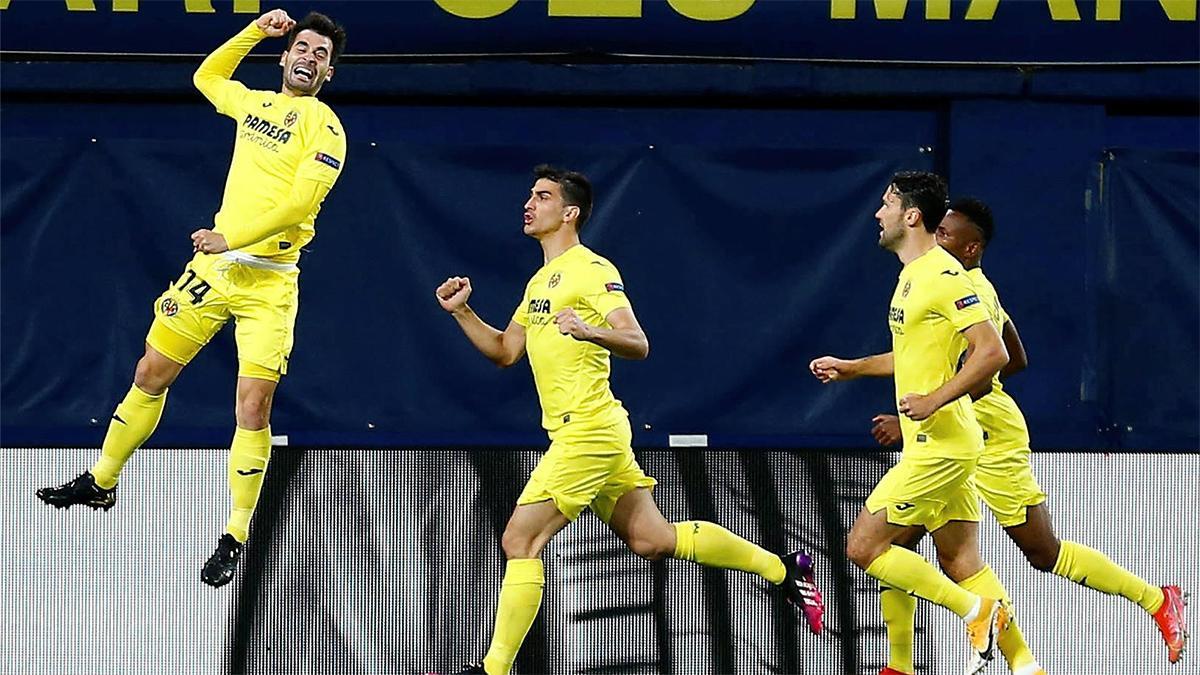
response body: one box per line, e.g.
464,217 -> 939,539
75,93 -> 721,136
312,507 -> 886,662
539,229 -> 582,264
896,232 -> 938,266
279,86 -> 315,98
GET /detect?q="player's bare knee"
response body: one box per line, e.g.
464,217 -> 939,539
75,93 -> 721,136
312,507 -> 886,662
628,536 -> 672,562
1022,539 -> 1061,572
236,396 -> 271,430
845,535 -> 879,570
500,529 -> 538,560
133,354 -> 176,394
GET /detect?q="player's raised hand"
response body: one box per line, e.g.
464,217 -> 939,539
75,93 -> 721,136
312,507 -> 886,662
897,393 -> 937,421
871,414 -> 902,447
435,276 -> 473,313
191,229 -> 229,255
554,308 -> 594,341
809,356 -> 854,383
255,9 -> 295,37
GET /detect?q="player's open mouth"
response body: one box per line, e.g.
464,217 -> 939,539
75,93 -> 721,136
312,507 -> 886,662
292,65 -> 314,84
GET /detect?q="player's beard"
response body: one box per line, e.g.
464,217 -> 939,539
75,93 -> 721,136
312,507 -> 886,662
283,60 -> 325,96
878,223 -> 903,251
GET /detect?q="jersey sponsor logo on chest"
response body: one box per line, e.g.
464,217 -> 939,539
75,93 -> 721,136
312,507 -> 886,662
241,113 -> 294,144
527,297 -> 552,326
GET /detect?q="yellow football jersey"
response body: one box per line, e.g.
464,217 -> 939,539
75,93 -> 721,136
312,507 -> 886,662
888,246 -> 992,459
967,268 -> 1031,451
194,23 -> 346,264
512,245 -> 632,433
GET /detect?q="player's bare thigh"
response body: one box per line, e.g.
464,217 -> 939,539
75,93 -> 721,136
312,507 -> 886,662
846,506 -> 925,569
607,488 -> 675,561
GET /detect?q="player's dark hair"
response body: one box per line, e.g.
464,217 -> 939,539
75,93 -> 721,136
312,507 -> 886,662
534,165 -> 593,231
890,171 -> 948,233
288,12 -> 347,65
950,197 -> 994,247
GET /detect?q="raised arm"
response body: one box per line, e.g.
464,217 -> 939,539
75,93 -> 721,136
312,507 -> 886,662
809,352 -> 894,383
194,11 -> 293,113
435,277 -> 526,368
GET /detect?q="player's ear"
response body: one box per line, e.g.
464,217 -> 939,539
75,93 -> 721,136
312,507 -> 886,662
279,51 -> 287,68
904,207 -> 921,227
564,204 -> 580,225
324,65 -> 334,83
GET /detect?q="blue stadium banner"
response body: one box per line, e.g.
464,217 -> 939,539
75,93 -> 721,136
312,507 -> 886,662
0,0 -> 1196,63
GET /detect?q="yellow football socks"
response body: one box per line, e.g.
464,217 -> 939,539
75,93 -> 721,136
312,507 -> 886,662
959,565 -> 1036,671
880,585 -> 917,675
90,385 -> 167,489
226,426 -> 271,543
865,546 -> 978,618
1054,540 -> 1164,613
672,521 -> 786,584
483,558 -> 545,675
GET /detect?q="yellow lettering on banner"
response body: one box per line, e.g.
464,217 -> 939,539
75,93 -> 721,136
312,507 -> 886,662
1096,0 -> 1120,20
65,0 -> 96,9
434,0 -> 518,19
185,0 -> 215,13
668,0 -> 755,21
874,0 -> 907,19
113,0 -> 136,11
1158,0 -> 1196,20
0,0 -> 9,8
1046,0 -> 1082,20
831,0 -> 949,20
233,0 -> 260,13
925,0 -> 951,19
550,0 -> 641,18
964,0 -> 998,19
968,0 -> 1081,21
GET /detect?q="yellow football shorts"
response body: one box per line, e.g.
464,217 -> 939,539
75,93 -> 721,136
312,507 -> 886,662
517,417 -> 658,523
975,444 -> 1048,527
146,253 -> 299,382
865,453 -> 981,532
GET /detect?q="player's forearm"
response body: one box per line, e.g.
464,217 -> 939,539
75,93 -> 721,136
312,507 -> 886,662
928,343 -> 1007,411
850,352 -> 894,378
451,307 -> 516,367
587,326 -> 649,360
999,321 -> 1028,381
193,23 -> 266,96
223,180 -> 328,250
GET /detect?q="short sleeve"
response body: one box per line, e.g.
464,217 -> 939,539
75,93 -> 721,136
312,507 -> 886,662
933,269 -> 990,333
582,260 -> 632,322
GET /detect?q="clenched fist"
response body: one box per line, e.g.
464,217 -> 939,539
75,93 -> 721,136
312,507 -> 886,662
809,356 -> 854,383
554,308 -> 594,341
256,9 -> 295,37
435,276 -> 473,313
191,229 -> 229,255
897,393 -> 938,421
